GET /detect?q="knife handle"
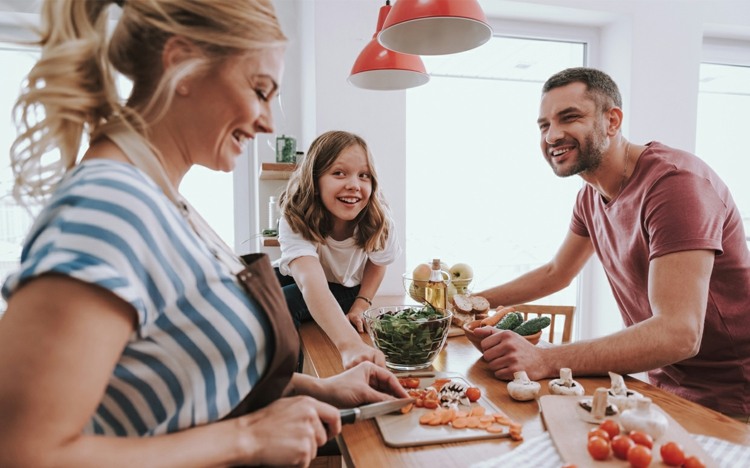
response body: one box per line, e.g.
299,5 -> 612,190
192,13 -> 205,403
340,408 -> 359,424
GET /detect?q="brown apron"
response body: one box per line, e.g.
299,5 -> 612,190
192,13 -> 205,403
223,253 -> 300,417
103,124 -> 299,418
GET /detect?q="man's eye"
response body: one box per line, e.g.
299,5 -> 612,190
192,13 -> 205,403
255,89 -> 270,102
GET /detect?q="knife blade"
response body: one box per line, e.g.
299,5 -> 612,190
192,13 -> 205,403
340,398 -> 415,424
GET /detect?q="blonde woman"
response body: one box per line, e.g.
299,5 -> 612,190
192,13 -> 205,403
276,131 -> 401,369
0,1 -> 407,466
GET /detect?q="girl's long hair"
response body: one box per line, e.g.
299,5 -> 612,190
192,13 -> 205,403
281,131 -> 391,252
11,0 -> 285,206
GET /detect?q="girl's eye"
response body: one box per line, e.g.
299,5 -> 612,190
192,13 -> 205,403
359,173 -> 372,180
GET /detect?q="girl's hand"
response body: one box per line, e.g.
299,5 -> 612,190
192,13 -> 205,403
340,341 -> 386,369
346,308 -> 366,333
236,395 -> 340,466
313,362 -> 409,408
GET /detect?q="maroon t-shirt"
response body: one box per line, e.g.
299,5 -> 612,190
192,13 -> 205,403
570,141 -> 749,414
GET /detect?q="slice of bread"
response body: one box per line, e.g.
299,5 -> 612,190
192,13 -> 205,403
470,295 -> 491,314
451,310 -> 475,328
452,293 -> 474,313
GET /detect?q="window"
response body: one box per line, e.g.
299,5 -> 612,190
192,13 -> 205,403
696,39 -> 750,246
405,35 -> 587,305
0,41 -> 235,313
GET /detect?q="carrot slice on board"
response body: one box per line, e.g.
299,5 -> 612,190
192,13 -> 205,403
486,424 -> 506,434
452,417 -> 469,429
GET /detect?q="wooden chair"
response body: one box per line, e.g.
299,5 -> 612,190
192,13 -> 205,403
513,304 -> 576,344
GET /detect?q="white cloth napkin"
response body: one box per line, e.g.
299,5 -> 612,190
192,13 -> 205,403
470,432 -> 750,468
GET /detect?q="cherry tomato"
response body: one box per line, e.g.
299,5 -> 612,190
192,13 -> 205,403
627,444 -> 652,468
598,419 -> 621,439
628,430 -> 654,449
683,455 -> 707,468
611,434 -> 636,460
587,436 -> 610,461
398,377 -> 420,389
588,428 -> 610,441
659,441 -> 686,466
465,387 -> 481,402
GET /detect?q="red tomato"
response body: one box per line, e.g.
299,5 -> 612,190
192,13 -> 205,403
598,419 -> 621,439
683,455 -> 707,468
587,436 -> 610,461
627,444 -> 652,468
398,377 -> 420,389
465,387 -> 481,402
659,441 -> 686,466
628,430 -> 654,449
588,428 -> 610,440
611,434 -> 636,460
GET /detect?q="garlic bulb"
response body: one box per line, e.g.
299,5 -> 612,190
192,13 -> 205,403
548,368 -> 584,396
507,371 -> 541,401
619,397 -> 668,440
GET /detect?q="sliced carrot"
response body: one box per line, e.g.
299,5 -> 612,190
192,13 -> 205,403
486,424 -> 506,434
455,410 -> 469,419
494,415 -> 513,425
478,420 -> 492,429
466,416 -> 481,428
428,414 -> 443,426
400,403 -> 414,414
455,417 -> 471,428
440,408 -> 456,424
479,415 -> 495,423
419,412 -> 435,425
469,406 -> 486,417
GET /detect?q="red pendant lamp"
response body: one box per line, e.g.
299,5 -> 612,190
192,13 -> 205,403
349,1 -> 430,90
378,0 -> 492,56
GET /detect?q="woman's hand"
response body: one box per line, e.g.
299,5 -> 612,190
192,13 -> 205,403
340,340 -> 386,369
309,362 -> 409,408
236,395 -> 340,467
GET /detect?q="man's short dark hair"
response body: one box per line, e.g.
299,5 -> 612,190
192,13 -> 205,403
542,67 -> 622,112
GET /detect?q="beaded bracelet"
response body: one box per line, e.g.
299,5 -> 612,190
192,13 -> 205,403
355,295 -> 372,306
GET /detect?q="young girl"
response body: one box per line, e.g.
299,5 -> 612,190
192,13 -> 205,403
275,130 -> 401,369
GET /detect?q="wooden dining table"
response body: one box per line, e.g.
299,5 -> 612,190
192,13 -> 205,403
300,317 -> 749,467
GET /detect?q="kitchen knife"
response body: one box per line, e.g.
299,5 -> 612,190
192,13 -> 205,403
340,398 -> 415,424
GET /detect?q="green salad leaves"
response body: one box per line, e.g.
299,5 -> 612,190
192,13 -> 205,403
369,304 -> 450,366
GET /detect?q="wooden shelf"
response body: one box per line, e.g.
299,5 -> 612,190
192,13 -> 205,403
260,162 -> 297,180
263,237 -> 280,247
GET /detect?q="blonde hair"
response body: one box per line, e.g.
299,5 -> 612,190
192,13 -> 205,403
280,131 -> 392,252
11,0 -> 286,205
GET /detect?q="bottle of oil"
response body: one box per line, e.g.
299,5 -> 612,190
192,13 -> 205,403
424,258 -> 447,312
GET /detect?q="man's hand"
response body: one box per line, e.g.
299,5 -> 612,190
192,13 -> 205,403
472,326 -> 552,381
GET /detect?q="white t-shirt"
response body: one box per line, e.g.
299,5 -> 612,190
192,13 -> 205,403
275,216 -> 401,287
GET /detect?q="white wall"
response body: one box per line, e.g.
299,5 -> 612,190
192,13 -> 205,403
270,0 -> 750,335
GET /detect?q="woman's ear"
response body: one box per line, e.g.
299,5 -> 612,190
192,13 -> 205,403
606,107 -> 624,136
162,36 -> 200,95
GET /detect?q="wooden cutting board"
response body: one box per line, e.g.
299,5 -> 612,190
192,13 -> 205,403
375,372 -> 511,448
539,395 -> 717,467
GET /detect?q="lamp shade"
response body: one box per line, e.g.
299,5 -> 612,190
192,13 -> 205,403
378,0 -> 492,56
349,2 -> 429,90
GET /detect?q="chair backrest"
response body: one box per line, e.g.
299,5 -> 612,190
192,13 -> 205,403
513,304 -> 575,344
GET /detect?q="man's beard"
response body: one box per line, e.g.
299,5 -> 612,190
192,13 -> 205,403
548,126 -> 608,178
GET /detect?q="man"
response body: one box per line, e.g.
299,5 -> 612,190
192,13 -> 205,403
475,67 -> 749,419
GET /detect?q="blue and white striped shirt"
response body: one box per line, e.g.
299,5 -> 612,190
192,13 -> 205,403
2,160 -> 271,435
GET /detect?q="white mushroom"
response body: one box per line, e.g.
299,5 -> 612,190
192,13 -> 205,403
607,371 -> 642,411
439,381 -> 470,408
507,371 -> 541,401
619,397 -> 669,440
548,368 -> 585,396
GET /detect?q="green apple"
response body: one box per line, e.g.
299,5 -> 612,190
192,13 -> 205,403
412,263 -> 431,287
450,262 -> 473,292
